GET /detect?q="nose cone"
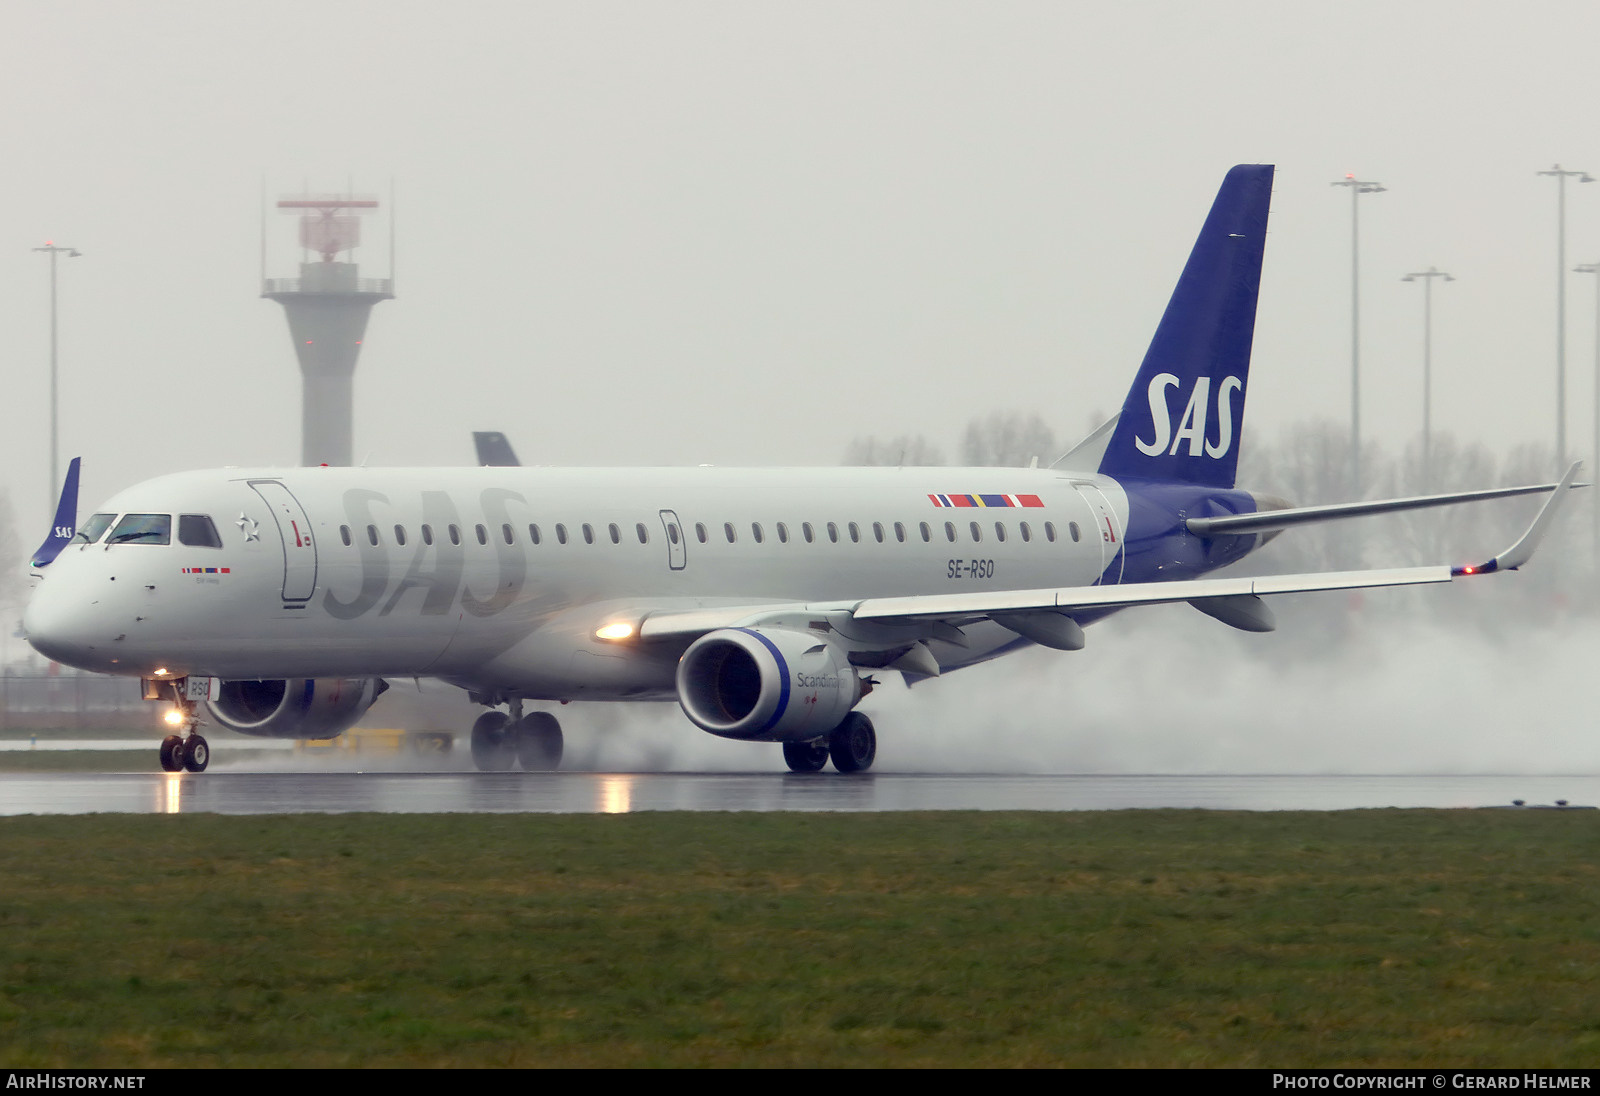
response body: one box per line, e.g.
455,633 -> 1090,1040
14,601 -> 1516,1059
23,572 -> 122,673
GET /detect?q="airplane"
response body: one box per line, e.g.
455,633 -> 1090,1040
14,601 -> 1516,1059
22,164 -> 1581,775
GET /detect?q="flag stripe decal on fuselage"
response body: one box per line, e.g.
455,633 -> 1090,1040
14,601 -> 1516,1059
929,494 -> 1045,508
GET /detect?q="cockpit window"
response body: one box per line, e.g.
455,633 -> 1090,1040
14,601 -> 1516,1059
108,513 -> 171,545
178,514 -> 223,548
73,513 -> 116,544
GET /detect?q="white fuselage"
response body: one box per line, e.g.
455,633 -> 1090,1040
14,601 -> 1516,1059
25,465 -> 1131,700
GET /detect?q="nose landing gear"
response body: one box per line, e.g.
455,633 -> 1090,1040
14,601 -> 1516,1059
145,675 -> 210,773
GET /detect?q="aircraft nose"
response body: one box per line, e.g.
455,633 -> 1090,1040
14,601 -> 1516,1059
23,575 -> 121,672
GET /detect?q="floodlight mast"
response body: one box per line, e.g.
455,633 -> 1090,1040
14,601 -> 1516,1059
1575,259 -> 1600,553
1537,164 -> 1594,469
1331,174 -> 1386,494
262,193 -> 393,467
32,242 -> 82,508
1401,266 -> 1454,492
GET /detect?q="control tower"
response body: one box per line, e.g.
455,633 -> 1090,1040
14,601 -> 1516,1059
262,195 -> 393,466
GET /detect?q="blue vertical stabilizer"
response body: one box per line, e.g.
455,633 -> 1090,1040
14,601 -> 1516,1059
31,457 -> 80,567
1098,164 -> 1274,488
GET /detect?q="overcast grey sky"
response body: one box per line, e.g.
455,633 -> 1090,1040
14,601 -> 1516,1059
6,1 -> 1600,527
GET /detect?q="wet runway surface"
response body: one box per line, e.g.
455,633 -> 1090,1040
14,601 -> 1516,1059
3,770 -> 1597,815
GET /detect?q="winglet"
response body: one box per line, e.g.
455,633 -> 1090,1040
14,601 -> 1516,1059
31,457 -> 81,568
1452,460 -> 1580,577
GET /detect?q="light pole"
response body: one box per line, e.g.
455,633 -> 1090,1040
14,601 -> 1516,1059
1575,260 -> 1600,553
1537,165 -> 1593,467
1401,267 -> 1454,491
1331,173 -> 1386,493
32,241 -> 81,503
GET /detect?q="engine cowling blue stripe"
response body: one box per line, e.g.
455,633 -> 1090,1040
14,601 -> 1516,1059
735,628 -> 790,735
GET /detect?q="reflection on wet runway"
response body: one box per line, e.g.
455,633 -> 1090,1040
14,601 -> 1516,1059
2,771 -> 1598,816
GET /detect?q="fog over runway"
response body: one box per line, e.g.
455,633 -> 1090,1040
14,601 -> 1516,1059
3,771 -> 1596,816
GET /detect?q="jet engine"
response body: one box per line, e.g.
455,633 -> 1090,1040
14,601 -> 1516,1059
206,677 -> 389,739
676,628 -> 862,741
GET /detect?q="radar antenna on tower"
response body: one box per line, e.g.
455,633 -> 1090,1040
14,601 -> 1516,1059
262,191 -> 394,467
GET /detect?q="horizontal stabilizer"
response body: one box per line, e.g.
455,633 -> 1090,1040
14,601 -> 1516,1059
1186,476 -> 1584,537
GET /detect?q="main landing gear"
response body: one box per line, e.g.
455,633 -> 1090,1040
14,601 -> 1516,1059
471,704 -> 564,772
783,712 -> 877,774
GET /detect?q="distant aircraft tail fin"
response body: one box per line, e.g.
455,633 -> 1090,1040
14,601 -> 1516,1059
473,431 -> 521,467
31,457 -> 80,568
1098,164 -> 1273,489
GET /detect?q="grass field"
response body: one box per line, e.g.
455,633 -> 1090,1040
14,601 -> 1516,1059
1,810 -> 1597,1067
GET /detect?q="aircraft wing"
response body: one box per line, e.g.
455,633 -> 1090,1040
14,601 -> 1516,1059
634,461 -> 1578,644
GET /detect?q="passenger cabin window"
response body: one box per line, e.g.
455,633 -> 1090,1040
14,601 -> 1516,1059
556,524 -> 568,545
449,524 -> 462,546
1019,521 -> 1032,542
367,525 -> 380,546
177,515 -> 223,548
529,524 -> 541,545
608,523 -> 620,544
582,524 -> 595,545
872,522 -> 884,543
894,521 -> 906,543
503,524 -> 515,545
776,522 -> 789,544
1046,522 -> 1058,543
969,522 -> 982,542
944,521 -> 956,543
827,522 -> 839,543
695,523 -> 708,543
1068,521 -> 1080,542
636,523 -> 649,544
475,524 -> 488,545
423,524 -> 435,545
993,522 -> 1006,543
848,522 -> 860,543
920,522 -> 931,543
340,525 -> 352,547
74,513 -> 116,544
802,522 -> 815,543
751,522 -> 764,544
724,522 -> 737,543
108,514 -> 171,546
393,524 -> 407,547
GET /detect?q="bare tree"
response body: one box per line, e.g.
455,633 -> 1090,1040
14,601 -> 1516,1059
960,412 -> 1057,467
842,434 -> 946,467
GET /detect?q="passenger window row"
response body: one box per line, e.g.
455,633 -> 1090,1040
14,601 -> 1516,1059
337,518 -> 1085,548
695,519 -> 1082,546
338,521 -> 653,549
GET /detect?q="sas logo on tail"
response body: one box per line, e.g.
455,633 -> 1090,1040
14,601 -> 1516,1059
1134,374 -> 1244,459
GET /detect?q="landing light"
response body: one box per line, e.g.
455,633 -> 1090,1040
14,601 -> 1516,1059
153,667 -> 168,676
595,622 -> 635,641
164,709 -> 186,726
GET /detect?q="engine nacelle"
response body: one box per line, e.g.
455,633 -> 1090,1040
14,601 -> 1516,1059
207,677 -> 389,739
676,628 -> 861,742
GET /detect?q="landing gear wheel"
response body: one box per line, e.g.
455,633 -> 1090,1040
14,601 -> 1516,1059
471,711 -> 515,772
182,734 -> 210,773
828,713 -> 877,773
159,735 -> 185,772
782,739 -> 830,772
514,712 -> 564,771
